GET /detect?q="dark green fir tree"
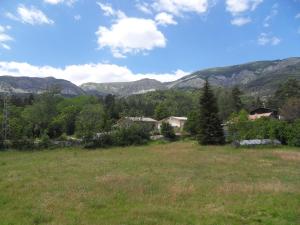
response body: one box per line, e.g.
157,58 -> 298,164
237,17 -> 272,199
197,80 -> 225,145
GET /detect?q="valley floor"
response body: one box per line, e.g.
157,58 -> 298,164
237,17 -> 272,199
0,141 -> 299,225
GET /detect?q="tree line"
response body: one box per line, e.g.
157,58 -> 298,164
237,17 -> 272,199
186,79 -> 300,146
0,78 -> 299,149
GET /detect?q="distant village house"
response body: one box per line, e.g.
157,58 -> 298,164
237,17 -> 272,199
248,108 -> 279,120
157,116 -> 188,131
117,117 -> 158,131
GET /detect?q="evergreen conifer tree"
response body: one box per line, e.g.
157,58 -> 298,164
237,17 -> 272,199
198,80 -> 225,145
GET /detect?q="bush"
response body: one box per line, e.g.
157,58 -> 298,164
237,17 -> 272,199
11,138 -> 35,151
228,110 -> 289,142
113,124 -> 150,146
228,111 -> 300,147
286,120 -> 300,147
39,133 -> 51,149
47,119 -> 64,139
58,133 -> 68,141
184,111 -> 198,136
84,132 -> 114,149
161,122 -> 176,140
84,124 -> 150,149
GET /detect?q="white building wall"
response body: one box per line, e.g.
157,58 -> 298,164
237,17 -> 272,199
157,117 -> 187,131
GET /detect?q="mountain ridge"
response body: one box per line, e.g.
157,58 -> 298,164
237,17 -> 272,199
0,57 -> 299,97
0,76 -> 85,96
81,78 -> 165,96
80,57 -> 300,96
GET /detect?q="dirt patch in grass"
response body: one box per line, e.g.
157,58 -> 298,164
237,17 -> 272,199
217,181 -> 296,194
273,151 -> 300,162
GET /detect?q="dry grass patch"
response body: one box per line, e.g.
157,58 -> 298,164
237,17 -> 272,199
210,154 -> 241,164
96,173 -> 131,185
203,203 -> 225,214
258,159 -> 274,167
217,181 -> 295,194
168,177 -> 195,201
274,151 -> 300,162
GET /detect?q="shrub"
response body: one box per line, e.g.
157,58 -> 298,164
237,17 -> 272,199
286,120 -> 300,147
161,122 -> 176,140
58,133 -> 68,141
228,111 -> 300,147
84,133 -> 114,149
47,119 -> 64,139
11,138 -> 35,151
39,133 -> 51,149
228,110 -> 289,142
184,111 -> 198,136
113,124 -> 150,146
84,124 -> 150,149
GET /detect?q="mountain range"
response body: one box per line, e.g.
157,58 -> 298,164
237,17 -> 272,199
0,76 -> 85,96
0,57 -> 299,97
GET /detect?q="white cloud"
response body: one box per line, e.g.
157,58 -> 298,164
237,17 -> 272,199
1,44 -> 11,50
95,1 -> 215,57
136,2 -> 153,14
0,26 -> 5,33
6,5 -> 54,25
44,0 -> 63,4
296,13 -> 300,19
231,17 -> 251,26
74,15 -> 81,21
97,2 -> 115,16
97,2 -> 125,19
44,0 -> 76,6
258,33 -> 281,46
226,0 -> 263,15
0,25 -> 13,50
0,33 -> 12,42
263,3 -> 278,27
155,12 -> 177,26
5,12 -> 19,21
226,0 -> 262,26
153,0 -> 211,15
0,61 -> 188,85
96,17 -> 166,58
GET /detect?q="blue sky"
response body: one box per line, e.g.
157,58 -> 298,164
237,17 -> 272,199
0,0 -> 299,84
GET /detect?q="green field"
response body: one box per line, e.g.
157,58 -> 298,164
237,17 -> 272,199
0,141 -> 299,225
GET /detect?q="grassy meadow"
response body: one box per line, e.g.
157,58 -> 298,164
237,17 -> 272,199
0,141 -> 299,225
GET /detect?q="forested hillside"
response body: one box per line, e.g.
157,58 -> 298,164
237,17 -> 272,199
81,57 -> 300,96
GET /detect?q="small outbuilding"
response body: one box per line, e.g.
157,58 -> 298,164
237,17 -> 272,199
248,108 -> 279,120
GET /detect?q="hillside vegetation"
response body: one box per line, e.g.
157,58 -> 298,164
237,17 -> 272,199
0,141 -> 299,225
81,57 -> 300,96
0,57 -> 299,97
